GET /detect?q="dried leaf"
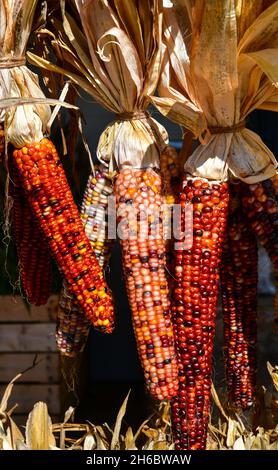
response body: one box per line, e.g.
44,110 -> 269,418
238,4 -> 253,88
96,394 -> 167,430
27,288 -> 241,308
25,402 -> 56,450
83,434 -> 96,450
226,419 -> 239,448
211,382 -> 229,421
233,436 -> 246,450
267,362 -> 278,392
125,427 -> 137,450
111,390 -> 130,450
0,374 -> 22,415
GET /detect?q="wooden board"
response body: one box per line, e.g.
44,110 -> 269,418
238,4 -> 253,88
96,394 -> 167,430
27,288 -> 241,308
0,323 -> 56,352
0,384 -> 60,414
0,353 -> 60,383
0,295 -> 58,323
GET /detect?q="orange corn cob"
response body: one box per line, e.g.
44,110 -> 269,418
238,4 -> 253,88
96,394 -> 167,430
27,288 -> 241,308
115,168 -> 178,400
220,190 -> 257,409
240,176 -> 278,332
9,158 -> 52,305
160,146 -> 182,279
12,139 -> 114,332
171,177 -> 229,450
57,166 -> 114,355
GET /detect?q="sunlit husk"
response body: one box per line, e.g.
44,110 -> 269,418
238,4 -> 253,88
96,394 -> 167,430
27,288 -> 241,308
0,0 -> 50,147
152,0 -> 278,183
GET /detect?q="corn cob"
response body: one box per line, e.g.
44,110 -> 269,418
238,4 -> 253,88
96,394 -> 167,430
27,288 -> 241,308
239,176 -> 278,332
57,166 -> 114,355
115,168 -> 179,400
160,146 -> 181,279
9,158 -> 52,305
12,139 -> 114,332
220,190 -> 258,409
171,177 -> 229,450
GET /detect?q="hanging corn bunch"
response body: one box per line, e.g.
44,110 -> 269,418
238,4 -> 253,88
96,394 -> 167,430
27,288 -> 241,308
9,158 -> 52,305
151,0 -> 278,449
0,0 -> 114,329
57,165 -> 114,356
220,187 -> 258,409
30,0 -> 179,400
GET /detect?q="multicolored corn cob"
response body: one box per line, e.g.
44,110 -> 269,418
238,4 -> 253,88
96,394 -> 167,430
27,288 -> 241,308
57,166 -> 114,355
9,158 -> 52,305
12,139 -> 114,332
220,190 -> 258,409
171,177 -> 229,450
115,168 -> 179,401
239,176 -> 278,332
160,146 -> 181,278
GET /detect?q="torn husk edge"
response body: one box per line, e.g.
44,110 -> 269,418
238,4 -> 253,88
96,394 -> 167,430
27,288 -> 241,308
153,0 -> 278,183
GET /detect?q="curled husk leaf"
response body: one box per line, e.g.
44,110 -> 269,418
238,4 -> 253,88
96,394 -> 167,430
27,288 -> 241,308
152,0 -> 278,183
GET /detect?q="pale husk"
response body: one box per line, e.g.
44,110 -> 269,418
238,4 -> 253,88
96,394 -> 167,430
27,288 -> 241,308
0,0 -> 51,148
29,0 -> 168,170
151,0 -> 278,183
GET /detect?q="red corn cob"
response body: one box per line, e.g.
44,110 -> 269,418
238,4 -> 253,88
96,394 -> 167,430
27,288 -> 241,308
239,176 -> 278,332
12,139 -> 114,332
115,168 -> 179,400
171,177 -> 229,450
9,158 -> 52,305
57,166 -> 114,355
220,189 -> 258,409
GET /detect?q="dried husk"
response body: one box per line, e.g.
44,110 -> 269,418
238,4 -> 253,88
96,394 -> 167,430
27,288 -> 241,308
29,0 -> 168,170
151,0 -> 278,183
0,0 -> 51,148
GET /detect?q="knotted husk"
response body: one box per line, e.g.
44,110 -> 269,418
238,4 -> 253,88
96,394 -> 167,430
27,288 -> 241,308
29,0 -> 169,171
151,0 -> 278,183
0,0 -> 51,148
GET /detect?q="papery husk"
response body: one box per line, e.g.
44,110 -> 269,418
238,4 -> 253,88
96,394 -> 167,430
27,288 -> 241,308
0,0 -> 51,148
152,0 -> 278,183
29,0 -> 168,171
98,117 -> 168,170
